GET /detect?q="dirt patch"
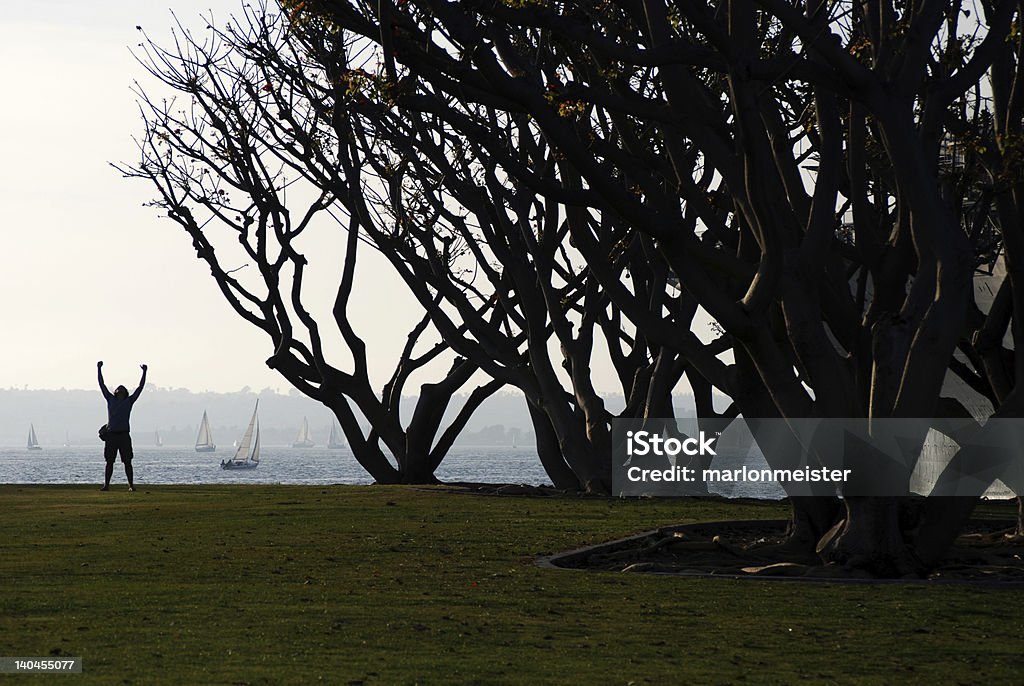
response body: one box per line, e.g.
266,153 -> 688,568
540,518 -> 1024,584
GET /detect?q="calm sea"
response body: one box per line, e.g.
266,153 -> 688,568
6,444 -> 1009,500
0,443 -> 789,498
0,444 -> 549,487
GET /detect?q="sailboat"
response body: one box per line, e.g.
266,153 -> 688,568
155,430 -> 164,448
327,420 -> 345,449
221,402 -> 260,470
195,411 -> 217,452
27,424 -> 42,451
292,417 -> 315,448
63,431 -> 71,448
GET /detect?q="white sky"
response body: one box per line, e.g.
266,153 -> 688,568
0,1 -> 428,394
0,1 -> 677,400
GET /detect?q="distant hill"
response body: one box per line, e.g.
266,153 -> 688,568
0,387 -> 540,448
0,387 -> 699,448
0,387 -> 326,448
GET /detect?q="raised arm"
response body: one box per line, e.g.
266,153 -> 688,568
131,364 -> 148,400
97,361 -> 112,399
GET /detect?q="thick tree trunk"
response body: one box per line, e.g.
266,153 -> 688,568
529,393 -> 611,493
818,497 -> 919,577
754,422 -> 842,558
730,347 -> 844,554
776,497 -> 843,563
909,496 -> 978,568
397,451 -> 442,485
527,402 -> 582,491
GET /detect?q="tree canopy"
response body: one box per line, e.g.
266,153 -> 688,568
122,0 -> 1024,576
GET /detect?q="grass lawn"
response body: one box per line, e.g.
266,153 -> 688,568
2,485 -> 1023,684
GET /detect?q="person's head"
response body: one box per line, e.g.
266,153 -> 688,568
114,385 -> 129,399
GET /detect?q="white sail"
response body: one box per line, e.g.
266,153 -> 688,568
328,420 -> 344,449
156,430 -> 163,447
251,421 -> 261,463
195,411 -> 216,452
27,424 -> 41,450
293,416 -> 314,447
222,402 -> 259,469
232,403 -> 257,463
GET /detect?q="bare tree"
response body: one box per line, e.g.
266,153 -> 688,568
122,2 -> 733,492
116,8 -> 503,484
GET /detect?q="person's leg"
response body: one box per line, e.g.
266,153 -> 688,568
122,435 -> 135,490
102,440 -> 116,490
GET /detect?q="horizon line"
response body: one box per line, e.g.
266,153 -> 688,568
0,385 -> 708,399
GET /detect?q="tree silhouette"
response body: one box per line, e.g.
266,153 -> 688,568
117,9 -> 503,483
287,0 -> 1024,575
122,0 -> 1024,574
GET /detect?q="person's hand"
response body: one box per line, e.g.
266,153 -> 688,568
97,361 -> 103,369
141,364 -> 148,371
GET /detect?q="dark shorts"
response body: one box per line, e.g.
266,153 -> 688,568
104,432 -> 134,463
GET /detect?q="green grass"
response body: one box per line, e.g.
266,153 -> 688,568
1,485 -> 1022,685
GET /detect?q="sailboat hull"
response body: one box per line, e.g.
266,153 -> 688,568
195,446 -> 217,453
221,460 -> 258,469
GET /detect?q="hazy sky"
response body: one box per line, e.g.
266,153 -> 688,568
0,1 -> 665,401
0,1 -> 430,394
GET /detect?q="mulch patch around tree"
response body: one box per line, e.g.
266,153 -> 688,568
424,484 -> 1023,583
540,517 -> 1024,584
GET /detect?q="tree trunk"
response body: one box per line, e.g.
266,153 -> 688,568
909,496 -> 978,568
818,497 -> 919,577
786,497 -> 842,561
527,402 -> 582,490
398,451 -> 442,485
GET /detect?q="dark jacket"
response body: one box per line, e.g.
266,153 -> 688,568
99,368 -> 146,432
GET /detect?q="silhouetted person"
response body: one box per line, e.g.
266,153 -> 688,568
98,361 -> 147,491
